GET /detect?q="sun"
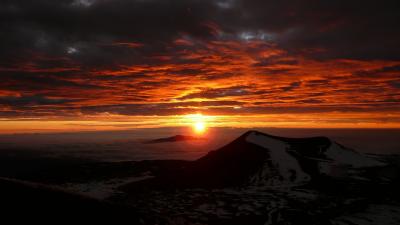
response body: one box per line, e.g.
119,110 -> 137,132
185,113 -> 208,134
194,121 -> 206,134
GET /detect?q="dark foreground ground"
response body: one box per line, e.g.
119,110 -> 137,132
1,131 -> 400,225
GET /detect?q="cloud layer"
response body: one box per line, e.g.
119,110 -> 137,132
0,0 -> 399,127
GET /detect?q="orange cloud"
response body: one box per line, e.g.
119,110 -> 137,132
0,39 -> 399,131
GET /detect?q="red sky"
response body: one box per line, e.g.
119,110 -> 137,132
0,1 -> 399,133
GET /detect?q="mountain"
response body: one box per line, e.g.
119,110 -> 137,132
144,134 -> 204,144
116,130 -> 397,225
193,130 -> 385,186
124,130 -> 386,190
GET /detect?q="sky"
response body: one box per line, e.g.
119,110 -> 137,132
0,0 -> 400,133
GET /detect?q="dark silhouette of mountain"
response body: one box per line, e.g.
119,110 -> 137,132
144,134 -> 204,144
115,130 -> 398,225
123,130 -> 386,190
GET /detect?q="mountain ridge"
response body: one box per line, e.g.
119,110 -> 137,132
123,130 -> 386,190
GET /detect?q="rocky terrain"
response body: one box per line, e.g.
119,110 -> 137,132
1,130 -> 400,225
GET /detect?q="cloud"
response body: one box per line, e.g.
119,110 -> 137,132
0,95 -> 75,107
177,86 -> 252,100
389,80 -> 400,89
281,81 -> 301,92
80,100 -> 242,116
0,0 -> 399,126
223,0 -> 400,60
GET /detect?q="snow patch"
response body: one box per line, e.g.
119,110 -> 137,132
325,142 -> 386,168
245,132 -> 310,185
61,175 -> 153,199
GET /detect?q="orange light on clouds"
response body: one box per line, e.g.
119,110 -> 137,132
184,113 -> 208,134
1,40 -> 400,133
1,111 -> 400,134
194,121 -> 206,134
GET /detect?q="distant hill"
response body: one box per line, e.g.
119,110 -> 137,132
144,134 -> 205,144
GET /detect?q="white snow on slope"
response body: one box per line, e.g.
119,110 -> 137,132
246,132 -> 310,185
61,175 -> 153,200
325,142 -> 386,168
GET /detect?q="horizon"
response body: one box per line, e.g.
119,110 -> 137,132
2,116 -> 400,134
1,127 -> 399,159
1,124 -> 400,135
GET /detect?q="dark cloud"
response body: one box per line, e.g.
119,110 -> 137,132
0,95 -> 75,107
226,0 -> 400,60
355,64 -> 400,77
281,81 -> 301,92
177,86 -> 251,100
389,80 -> 400,89
0,71 -> 102,93
0,0 -> 219,67
2,0 -> 399,65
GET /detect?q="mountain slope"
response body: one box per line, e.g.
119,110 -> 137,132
245,131 -> 311,185
0,177 -> 139,225
122,130 -> 385,190
116,130 -> 394,225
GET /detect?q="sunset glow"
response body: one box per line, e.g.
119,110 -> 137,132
194,122 -> 206,134
1,2 -> 400,224
0,1 -> 399,134
185,113 -> 207,134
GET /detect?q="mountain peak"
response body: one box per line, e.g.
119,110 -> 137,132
193,130 -> 385,187
238,130 -> 332,148
240,130 -> 274,138
236,130 -> 285,143
243,130 -> 263,136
